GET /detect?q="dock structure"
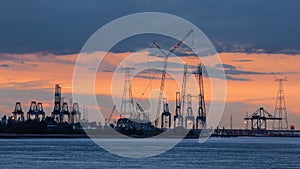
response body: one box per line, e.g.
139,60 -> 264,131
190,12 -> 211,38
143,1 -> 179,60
36,102 -> 45,121
71,102 -> 81,124
60,102 -> 70,123
185,94 -> 195,129
27,101 -> 37,120
51,84 -> 62,122
161,98 -> 171,129
244,107 -> 282,130
174,92 -> 183,128
12,102 -> 24,122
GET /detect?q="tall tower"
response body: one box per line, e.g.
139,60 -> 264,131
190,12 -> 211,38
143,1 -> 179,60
272,77 -> 288,130
52,84 -> 61,122
121,67 -> 134,119
181,64 -> 188,128
195,64 -> 206,129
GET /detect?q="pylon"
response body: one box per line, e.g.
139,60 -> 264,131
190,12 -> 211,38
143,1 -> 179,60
272,77 -> 288,130
120,67 -> 134,119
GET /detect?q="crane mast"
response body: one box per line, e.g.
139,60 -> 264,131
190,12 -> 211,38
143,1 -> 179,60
196,64 -> 206,129
181,63 -> 188,117
153,29 -> 193,126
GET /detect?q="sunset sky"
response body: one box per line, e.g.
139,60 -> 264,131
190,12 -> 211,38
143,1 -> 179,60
0,0 -> 300,129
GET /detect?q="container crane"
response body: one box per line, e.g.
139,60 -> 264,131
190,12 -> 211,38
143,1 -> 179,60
153,29 -> 193,127
174,63 -> 188,127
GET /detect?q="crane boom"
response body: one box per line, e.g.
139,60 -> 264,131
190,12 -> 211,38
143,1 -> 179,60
136,103 -> 144,113
154,29 -> 193,126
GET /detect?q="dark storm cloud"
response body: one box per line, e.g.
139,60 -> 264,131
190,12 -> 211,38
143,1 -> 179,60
215,64 -> 236,69
214,63 -> 285,76
225,76 -> 250,81
0,64 -> 10,68
131,68 -> 174,80
232,59 -> 253,63
135,61 -> 284,81
0,0 -> 299,54
225,69 -> 264,75
0,52 -> 75,65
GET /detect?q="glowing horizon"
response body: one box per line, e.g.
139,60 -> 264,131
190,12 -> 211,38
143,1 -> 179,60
0,51 -> 299,129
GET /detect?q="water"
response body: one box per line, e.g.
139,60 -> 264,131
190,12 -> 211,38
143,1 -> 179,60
0,137 -> 299,169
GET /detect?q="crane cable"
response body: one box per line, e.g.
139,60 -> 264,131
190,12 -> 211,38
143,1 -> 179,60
136,30 -> 194,105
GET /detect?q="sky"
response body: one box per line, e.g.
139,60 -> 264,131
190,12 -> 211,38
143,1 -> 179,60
0,0 -> 300,129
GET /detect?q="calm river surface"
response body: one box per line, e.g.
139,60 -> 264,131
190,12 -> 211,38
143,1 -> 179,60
0,137 -> 299,169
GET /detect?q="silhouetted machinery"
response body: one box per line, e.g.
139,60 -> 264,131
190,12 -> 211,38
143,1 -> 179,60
12,102 -> 25,121
179,63 -> 204,129
8,84 -> 79,126
36,102 -> 45,121
60,102 -> 70,123
273,77 -> 289,130
178,63 -> 191,129
153,30 -> 193,127
71,102 -> 81,123
27,101 -> 46,121
27,101 -> 37,120
195,64 -> 206,129
161,98 -> 171,129
52,84 -> 62,122
244,107 -> 282,130
174,92 -> 183,127
185,94 -> 195,129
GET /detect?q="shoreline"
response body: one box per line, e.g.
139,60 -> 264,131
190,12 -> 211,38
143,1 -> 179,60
0,131 -> 299,139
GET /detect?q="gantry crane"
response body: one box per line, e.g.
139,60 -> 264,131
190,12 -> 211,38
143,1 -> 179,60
153,29 -> 193,127
27,101 -> 37,120
244,107 -> 282,130
36,102 -> 45,121
174,63 -> 188,127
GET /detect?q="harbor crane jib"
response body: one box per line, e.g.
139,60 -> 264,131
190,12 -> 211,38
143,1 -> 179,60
153,29 -> 193,127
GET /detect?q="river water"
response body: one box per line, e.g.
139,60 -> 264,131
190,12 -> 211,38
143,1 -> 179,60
0,137 -> 299,169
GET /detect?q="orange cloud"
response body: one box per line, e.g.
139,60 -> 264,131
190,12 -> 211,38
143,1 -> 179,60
0,51 -> 300,128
